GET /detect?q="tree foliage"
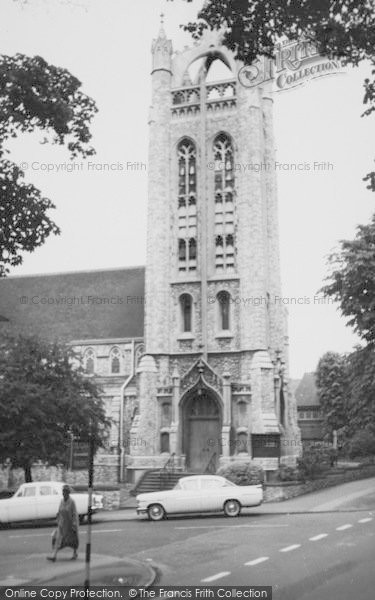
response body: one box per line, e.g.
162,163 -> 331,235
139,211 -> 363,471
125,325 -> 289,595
0,160 -> 60,276
315,345 -> 375,450
346,344 -> 375,436
316,351 -> 349,435
0,334 -> 109,482
0,54 -> 97,276
320,215 -> 375,344
181,0 -> 375,66
346,428 -> 375,459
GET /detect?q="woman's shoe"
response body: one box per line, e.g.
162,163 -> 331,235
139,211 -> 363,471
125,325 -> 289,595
46,556 -> 56,562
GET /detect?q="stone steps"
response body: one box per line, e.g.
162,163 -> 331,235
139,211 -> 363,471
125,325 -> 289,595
130,470 -> 200,495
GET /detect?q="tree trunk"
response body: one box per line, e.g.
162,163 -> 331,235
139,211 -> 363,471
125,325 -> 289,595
24,463 -> 32,482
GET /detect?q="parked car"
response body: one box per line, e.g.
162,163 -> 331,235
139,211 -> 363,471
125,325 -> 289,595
0,481 -> 103,525
136,474 -> 263,521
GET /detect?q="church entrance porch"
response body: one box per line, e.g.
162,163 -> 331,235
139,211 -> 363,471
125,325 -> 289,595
181,388 -> 222,473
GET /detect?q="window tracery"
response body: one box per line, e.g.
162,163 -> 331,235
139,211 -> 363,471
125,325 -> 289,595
213,133 -> 235,272
177,139 -> 197,272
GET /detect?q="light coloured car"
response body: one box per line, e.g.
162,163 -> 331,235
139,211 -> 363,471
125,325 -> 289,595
136,475 -> 263,521
0,481 -> 103,526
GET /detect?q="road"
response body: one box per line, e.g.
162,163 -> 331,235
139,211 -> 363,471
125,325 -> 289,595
0,477 -> 374,599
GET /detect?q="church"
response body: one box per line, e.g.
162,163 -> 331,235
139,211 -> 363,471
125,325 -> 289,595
0,24 -> 300,485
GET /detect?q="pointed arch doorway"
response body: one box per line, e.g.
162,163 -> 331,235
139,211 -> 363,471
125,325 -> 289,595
181,387 -> 222,473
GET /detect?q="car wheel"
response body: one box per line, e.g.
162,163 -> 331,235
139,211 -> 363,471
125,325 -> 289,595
79,514 -> 86,525
224,499 -> 241,517
147,504 -> 166,521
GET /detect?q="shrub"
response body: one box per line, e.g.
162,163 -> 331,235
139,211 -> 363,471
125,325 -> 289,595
297,445 -> 330,480
216,461 -> 264,485
276,465 -> 302,482
346,429 -> 375,459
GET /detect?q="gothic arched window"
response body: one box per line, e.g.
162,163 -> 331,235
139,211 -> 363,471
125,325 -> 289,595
110,347 -> 121,374
177,139 -> 197,272
180,293 -> 193,333
217,290 -> 231,331
84,348 -> 95,375
213,133 -> 235,272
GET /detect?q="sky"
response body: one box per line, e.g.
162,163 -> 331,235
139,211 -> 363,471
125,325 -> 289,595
1,0 -> 374,378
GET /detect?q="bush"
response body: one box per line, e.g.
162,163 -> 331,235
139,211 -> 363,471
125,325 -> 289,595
0,490 -> 14,499
216,461 -> 264,485
346,429 -> 375,459
275,465 -> 302,482
297,445 -> 330,480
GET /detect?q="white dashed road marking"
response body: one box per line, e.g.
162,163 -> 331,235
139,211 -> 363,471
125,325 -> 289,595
280,544 -> 301,552
175,524 -> 288,530
309,534 -> 328,541
336,524 -> 353,531
201,572 -> 231,582
244,557 -> 269,566
358,517 -> 373,523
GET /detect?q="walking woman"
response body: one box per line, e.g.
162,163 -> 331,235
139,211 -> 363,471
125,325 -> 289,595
47,484 -> 79,561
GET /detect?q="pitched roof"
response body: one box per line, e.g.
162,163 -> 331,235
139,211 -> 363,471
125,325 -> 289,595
295,372 -> 319,407
0,267 -> 145,342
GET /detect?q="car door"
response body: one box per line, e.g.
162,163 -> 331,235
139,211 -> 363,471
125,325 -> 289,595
199,477 -> 228,512
172,478 -> 203,514
37,484 -> 60,520
7,485 -> 38,522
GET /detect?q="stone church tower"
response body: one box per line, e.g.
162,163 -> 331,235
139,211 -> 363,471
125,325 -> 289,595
127,23 -> 300,480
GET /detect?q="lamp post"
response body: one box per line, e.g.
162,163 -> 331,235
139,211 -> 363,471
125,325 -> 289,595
84,417 -> 95,590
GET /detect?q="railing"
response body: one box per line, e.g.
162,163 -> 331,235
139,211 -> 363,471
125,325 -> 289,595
205,452 -> 217,475
159,452 -> 176,488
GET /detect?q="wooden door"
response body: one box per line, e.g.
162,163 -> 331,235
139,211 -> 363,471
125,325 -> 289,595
184,391 -> 221,472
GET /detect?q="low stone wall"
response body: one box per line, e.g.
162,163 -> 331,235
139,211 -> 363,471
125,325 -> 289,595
0,458 -> 123,511
264,464 -> 375,502
0,455 -> 120,492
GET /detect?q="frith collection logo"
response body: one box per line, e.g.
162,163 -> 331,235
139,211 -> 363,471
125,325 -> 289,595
238,39 -> 345,92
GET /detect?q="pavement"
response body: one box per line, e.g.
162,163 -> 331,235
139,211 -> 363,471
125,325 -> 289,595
0,550 -> 156,587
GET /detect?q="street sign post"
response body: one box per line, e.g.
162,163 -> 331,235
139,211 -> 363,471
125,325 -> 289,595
69,439 -> 90,471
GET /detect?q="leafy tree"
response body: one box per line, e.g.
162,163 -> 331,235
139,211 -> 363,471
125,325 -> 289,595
0,334 -> 109,482
346,344 -> 375,436
320,215 -> 375,344
181,0 -> 374,65
0,54 -> 97,276
316,351 -> 349,436
175,0 -> 375,190
346,428 -> 375,459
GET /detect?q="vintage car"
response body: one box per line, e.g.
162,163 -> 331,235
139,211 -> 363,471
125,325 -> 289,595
0,481 -> 103,525
136,474 -> 263,521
